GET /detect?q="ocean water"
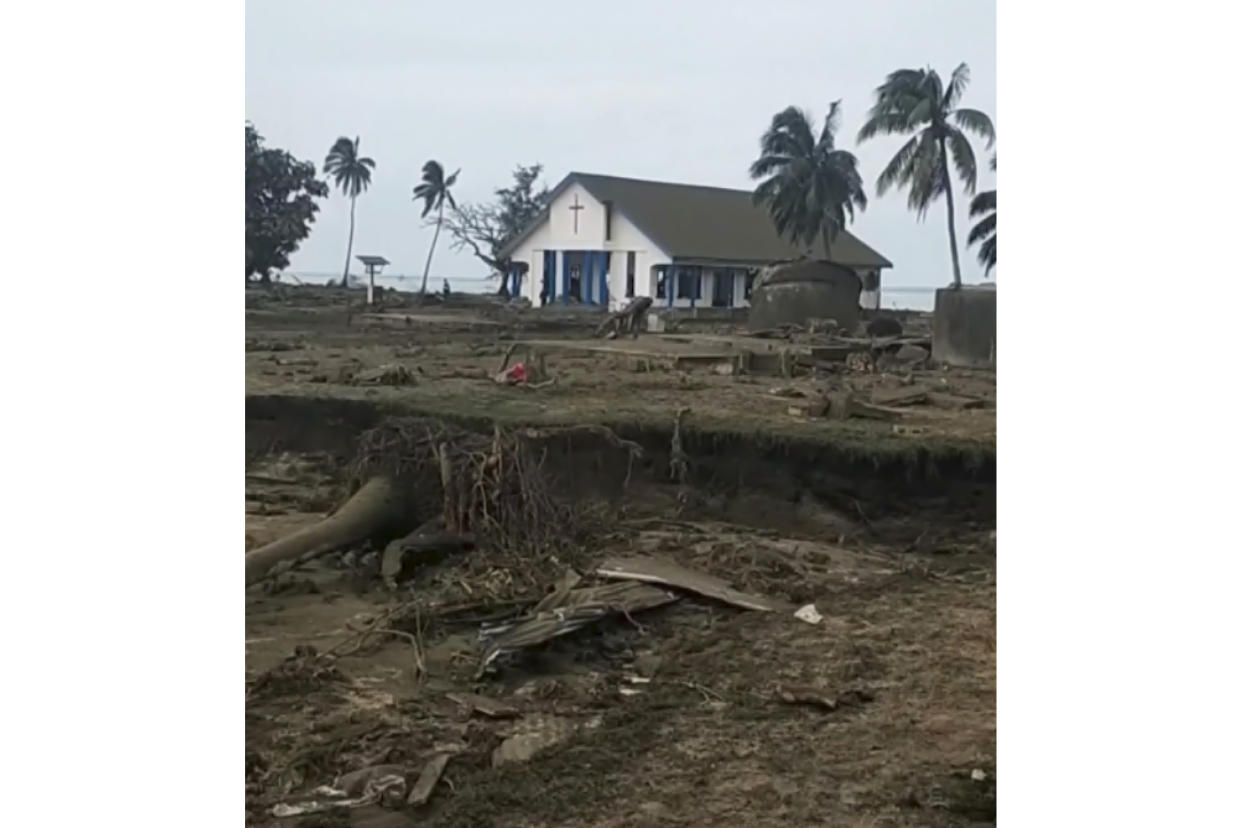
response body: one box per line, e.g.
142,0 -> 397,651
881,287 -> 938,312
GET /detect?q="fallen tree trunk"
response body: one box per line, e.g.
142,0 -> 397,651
245,475 -> 418,586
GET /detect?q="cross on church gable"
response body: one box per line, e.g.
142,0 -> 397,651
567,193 -> 585,234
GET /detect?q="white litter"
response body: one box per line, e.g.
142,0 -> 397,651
794,604 -> 823,624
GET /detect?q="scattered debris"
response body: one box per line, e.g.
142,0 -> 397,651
970,768 -> 988,783
407,753 -> 452,806
926,391 -> 987,410
246,645 -> 346,701
477,581 -> 680,676
532,569 -> 583,613
893,424 -> 930,437
865,316 -> 904,338
353,363 -> 417,386
492,714 -> 600,767
893,344 -> 930,364
807,317 -> 840,336
794,604 -> 823,624
446,692 -> 520,719
336,765 -> 411,798
768,386 -> 806,398
272,770 -> 407,818
776,685 -> 875,712
596,296 -> 653,338
871,385 -> 931,407
493,344 -> 556,388
597,555 -> 791,612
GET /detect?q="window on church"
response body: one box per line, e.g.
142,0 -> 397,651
603,201 -> 613,241
677,267 -> 700,299
656,268 -> 667,299
625,252 -> 635,297
744,271 -> 756,300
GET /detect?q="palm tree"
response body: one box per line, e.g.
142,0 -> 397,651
413,160 -> 460,295
857,64 -> 994,288
323,136 -> 376,285
968,154 -> 996,275
749,102 -> 867,257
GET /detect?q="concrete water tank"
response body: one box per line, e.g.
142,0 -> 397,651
747,259 -> 862,331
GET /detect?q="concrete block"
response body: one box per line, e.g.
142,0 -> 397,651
932,286 -> 996,368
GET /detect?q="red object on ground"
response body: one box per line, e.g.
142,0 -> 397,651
505,362 -> 527,383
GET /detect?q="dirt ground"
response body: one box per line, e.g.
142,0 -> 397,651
245,286 -> 996,827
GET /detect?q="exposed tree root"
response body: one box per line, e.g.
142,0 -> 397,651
245,475 -> 416,586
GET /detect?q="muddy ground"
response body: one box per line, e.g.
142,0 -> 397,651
245,286 -> 997,827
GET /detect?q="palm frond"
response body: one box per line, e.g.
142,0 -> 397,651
762,107 -> 817,158
977,235 -> 996,274
952,109 -> 995,147
818,100 -> 843,149
942,63 -> 971,109
905,130 -> 945,219
921,69 -> 944,114
858,112 -> 916,141
967,211 -> 995,245
876,134 -> 920,196
946,127 -> 979,193
969,189 -> 996,217
749,153 -> 795,179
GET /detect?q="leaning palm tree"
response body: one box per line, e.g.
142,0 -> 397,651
968,154 -> 996,275
858,64 -> 994,288
413,160 -> 460,295
323,136 -> 376,285
749,102 -> 867,257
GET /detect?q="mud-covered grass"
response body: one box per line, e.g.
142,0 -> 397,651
244,289 -> 995,473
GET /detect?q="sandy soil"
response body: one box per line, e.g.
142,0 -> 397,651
244,287 -> 996,827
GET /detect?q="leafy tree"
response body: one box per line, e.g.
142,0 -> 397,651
749,102 -> 867,256
323,136 -> 376,284
245,124 -> 328,284
413,160 -> 460,295
857,63 -> 994,288
968,154 -> 996,275
440,164 -> 552,292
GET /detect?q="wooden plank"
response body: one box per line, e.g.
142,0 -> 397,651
406,753 -> 451,806
870,385 -> 930,406
926,391 -> 987,410
446,692 -> 521,719
597,555 -> 792,612
847,400 -> 906,422
810,344 -> 863,362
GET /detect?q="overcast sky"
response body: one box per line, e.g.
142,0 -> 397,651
246,0 -> 995,288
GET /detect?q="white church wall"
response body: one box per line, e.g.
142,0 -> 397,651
508,182 -> 671,308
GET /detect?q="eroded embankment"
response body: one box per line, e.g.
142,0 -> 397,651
246,393 -> 994,538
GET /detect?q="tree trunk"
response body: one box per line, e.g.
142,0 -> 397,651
244,475 -> 417,587
938,138 -> 963,289
343,195 -> 357,284
420,201 -> 444,295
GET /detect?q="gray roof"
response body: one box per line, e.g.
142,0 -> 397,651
499,172 -> 892,269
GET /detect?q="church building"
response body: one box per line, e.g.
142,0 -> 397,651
497,172 -> 893,311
